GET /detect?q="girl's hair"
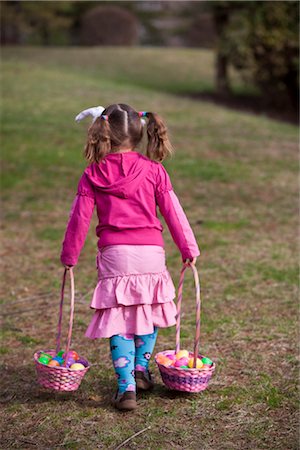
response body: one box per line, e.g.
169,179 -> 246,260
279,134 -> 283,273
84,103 -> 173,163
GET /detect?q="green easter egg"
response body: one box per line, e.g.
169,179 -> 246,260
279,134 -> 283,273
41,352 -> 53,359
38,355 -> 51,364
202,357 -> 212,365
57,350 -> 64,357
180,365 -> 189,369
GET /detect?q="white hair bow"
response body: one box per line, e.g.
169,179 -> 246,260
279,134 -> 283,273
75,106 -> 105,123
75,105 -> 146,126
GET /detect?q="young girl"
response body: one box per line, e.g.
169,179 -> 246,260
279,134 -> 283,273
60,103 -> 200,411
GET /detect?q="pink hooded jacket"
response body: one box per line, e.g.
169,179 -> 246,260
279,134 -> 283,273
60,151 -> 200,266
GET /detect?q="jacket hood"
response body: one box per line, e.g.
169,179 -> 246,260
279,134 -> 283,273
84,151 -> 151,199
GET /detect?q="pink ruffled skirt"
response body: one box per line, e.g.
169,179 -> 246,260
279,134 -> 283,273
85,245 -> 177,338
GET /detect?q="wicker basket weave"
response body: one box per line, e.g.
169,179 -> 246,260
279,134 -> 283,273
155,262 -> 215,392
33,268 -> 89,391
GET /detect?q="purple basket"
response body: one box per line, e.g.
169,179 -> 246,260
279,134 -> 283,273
155,263 -> 216,392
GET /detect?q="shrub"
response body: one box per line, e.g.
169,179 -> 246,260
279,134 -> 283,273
80,5 -> 139,46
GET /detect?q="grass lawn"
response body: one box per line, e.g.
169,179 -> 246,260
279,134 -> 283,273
1,47 -> 299,449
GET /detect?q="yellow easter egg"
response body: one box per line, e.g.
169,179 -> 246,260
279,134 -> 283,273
175,350 -> 190,360
188,358 -> 203,369
70,363 -> 85,370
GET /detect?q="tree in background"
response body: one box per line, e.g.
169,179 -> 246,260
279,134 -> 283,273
210,1 -> 233,97
207,1 -> 299,109
224,1 -> 299,109
1,1 -> 73,45
79,5 -> 138,46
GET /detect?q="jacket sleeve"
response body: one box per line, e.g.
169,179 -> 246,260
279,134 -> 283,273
60,172 -> 95,266
155,163 -> 200,261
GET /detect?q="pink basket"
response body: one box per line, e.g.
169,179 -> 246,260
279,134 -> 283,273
155,262 -> 216,392
33,268 -> 90,392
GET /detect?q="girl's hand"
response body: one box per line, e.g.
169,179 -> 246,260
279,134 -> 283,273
184,257 -> 197,266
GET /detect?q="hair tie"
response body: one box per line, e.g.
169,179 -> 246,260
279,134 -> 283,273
75,105 -> 105,123
101,114 -> 109,121
138,111 -> 147,118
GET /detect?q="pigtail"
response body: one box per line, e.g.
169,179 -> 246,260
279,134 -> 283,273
145,112 -> 173,162
84,117 -> 112,163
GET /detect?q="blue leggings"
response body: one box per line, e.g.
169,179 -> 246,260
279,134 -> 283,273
109,327 -> 158,393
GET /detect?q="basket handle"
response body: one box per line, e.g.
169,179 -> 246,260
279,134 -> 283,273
55,268 -> 75,365
175,262 -> 201,368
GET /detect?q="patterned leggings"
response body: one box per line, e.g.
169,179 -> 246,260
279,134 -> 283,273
109,327 -> 158,393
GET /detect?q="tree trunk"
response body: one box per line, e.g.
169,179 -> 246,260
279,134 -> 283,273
213,4 -> 231,96
216,52 -> 230,96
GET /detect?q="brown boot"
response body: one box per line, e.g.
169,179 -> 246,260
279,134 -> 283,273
135,369 -> 154,391
111,390 -> 137,411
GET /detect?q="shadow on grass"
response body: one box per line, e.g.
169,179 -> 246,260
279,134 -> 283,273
181,91 -> 299,125
0,365 -> 116,410
1,365 -> 199,410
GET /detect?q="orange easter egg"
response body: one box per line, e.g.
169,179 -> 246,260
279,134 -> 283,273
162,358 -> 174,367
48,359 -> 60,367
156,354 -> 166,363
157,356 -> 171,366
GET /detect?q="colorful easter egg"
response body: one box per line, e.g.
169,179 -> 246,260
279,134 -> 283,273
77,357 -> 89,367
164,359 -> 174,367
180,366 -> 189,369
202,364 -> 211,370
48,359 -> 60,367
56,350 -> 64,357
53,356 -> 64,365
38,355 -> 51,365
157,355 -> 171,366
40,352 -> 53,359
175,350 -> 190,360
201,357 -> 213,365
64,350 -> 79,361
175,357 -> 189,367
70,363 -> 85,370
174,358 -> 186,367
165,353 -> 176,361
66,357 -> 76,368
156,354 -> 166,363
188,358 -> 203,369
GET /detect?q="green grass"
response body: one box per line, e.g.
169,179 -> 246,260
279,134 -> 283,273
1,46 -> 299,450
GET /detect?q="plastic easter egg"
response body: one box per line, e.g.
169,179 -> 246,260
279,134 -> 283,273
174,358 -> 185,367
48,359 -> 60,367
38,355 -> 51,365
202,364 -> 211,370
66,357 -> 76,368
165,353 -> 176,361
180,365 -> 189,369
64,350 -> 79,361
188,358 -> 203,369
56,350 -> 64,357
53,356 -> 64,365
175,350 -> 190,360
77,357 -> 89,367
201,357 -> 213,365
156,354 -> 166,364
157,355 -> 171,366
163,359 -> 174,367
175,357 -> 189,367
70,363 -> 85,370
40,352 -> 53,360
